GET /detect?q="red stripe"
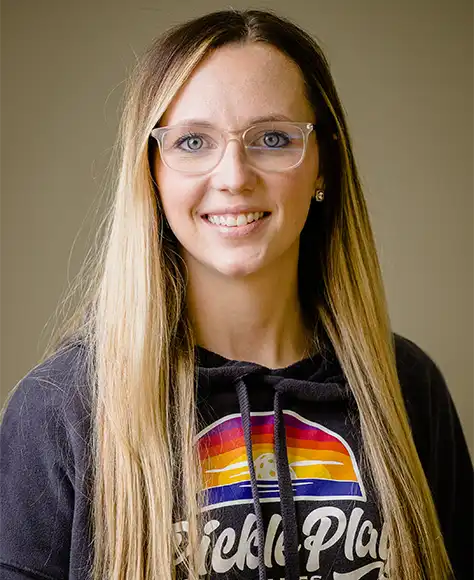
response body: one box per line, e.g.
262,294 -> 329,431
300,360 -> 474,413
286,437 -> 348,454
285,425 -> 339,442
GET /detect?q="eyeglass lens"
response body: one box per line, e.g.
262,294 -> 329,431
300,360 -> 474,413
160,122 -> 307,173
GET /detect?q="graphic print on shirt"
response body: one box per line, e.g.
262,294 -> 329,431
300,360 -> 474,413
198,410 -> 366,511
174,411 -> 388,579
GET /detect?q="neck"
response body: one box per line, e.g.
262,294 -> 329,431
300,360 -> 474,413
185,254 -> 312,369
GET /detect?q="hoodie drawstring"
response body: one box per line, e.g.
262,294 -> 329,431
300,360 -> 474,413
235,379 -> 267,580
235,377 -> 303,580
273,389 -> 301,580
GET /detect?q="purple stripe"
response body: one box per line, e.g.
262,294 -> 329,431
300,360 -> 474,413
203,415 -> 243,437
283,414 -> 316,430
202,413 -> 338,443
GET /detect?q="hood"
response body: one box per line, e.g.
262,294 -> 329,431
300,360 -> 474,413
195,343 -> 353,580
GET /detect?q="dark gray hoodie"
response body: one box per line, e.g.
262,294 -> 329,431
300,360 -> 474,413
0,334 -> 472,579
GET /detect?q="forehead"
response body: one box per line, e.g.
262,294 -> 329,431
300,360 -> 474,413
160,42 -> 314,129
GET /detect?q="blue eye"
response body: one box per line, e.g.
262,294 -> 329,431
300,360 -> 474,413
262,131 -> 290,148
248,131 -> 291,150
175,133 -> 205,151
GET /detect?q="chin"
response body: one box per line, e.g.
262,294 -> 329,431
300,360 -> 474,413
215,263 -> 262,279
183,245 -> 275,279
206,256 -> 266,279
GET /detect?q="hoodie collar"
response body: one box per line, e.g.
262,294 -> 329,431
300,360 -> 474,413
195,341 -> 346,384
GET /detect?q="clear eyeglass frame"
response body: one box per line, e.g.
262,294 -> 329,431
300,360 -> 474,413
149,121 -> 316,175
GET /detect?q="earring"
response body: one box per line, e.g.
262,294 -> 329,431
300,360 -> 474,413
313,189 -> 325,202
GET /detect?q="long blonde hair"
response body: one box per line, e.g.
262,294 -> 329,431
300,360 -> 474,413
34,9 -> 451,580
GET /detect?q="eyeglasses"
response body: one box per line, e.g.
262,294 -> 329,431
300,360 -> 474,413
150,121 -> 315,174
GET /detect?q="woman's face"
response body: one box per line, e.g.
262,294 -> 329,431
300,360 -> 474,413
154,42 -> 321,279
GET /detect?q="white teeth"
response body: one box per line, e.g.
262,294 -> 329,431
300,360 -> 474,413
207,212 -> 265,227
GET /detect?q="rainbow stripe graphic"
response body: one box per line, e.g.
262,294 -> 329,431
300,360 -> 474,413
198,410 -> 366,510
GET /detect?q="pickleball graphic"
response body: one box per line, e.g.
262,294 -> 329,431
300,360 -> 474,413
197,410 -> 366,510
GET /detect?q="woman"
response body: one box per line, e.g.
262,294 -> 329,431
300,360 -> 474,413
0,9 -> 472,580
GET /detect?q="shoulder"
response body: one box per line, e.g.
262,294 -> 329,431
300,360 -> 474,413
4,339 -> 90,404
1,340 -> 92,469
392,332 -> 448,410
0,340 -> 94,576
392,333 -> 453,463
393,332 -> 439,377
393,335 -> 474,575
2,339 -> 91,413
392,331 -> 471,475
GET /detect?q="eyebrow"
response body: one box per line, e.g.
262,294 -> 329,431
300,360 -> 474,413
171,114 -> 293,128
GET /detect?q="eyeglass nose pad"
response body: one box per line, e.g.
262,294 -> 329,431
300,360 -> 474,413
220,135 -> 248,162
212,136 -> 257,180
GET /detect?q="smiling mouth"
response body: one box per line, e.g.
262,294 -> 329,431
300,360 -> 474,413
203,211 -> 271,227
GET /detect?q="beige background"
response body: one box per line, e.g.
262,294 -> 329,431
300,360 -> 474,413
1,0 -> 473,455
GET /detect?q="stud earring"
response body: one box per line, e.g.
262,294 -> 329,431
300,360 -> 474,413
313,189 -> 325,202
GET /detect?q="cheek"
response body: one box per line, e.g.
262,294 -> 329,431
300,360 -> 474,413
277,171 -> 315,215
275,176 -> 316,242
157,167 -> 202,225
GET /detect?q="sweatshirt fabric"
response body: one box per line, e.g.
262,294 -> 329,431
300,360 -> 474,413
0,333 -> 472,580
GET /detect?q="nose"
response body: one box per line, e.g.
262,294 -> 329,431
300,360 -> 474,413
210,138 -> 256,193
